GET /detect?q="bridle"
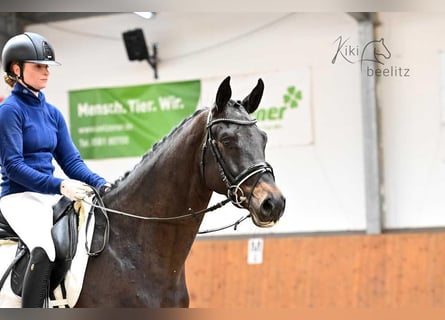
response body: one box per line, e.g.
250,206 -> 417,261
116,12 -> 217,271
201,105 -> 275,209
83,105 -> 276,251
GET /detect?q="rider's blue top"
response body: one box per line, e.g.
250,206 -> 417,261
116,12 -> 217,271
0,82 -> 106,197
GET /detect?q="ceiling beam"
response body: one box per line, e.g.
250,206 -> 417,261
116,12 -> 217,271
347,12 -> 372,22
16,13 -> 117,25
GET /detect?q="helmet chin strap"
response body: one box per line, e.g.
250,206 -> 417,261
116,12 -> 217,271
16,62 -> 40,93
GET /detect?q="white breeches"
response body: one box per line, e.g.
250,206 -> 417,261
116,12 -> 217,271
0,192 -> 62,261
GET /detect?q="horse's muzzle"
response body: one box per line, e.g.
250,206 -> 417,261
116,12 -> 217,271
249,183 -> 286,227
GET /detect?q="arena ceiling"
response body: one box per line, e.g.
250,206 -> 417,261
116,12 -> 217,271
2,12 -> 370,26
0,13 -> 118,48
3,12 -> 115,25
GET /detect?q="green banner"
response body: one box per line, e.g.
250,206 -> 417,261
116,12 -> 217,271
69,80 -> 201,159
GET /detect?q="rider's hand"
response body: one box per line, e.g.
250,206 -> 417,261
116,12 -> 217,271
60,179 -> 93,201
99,182 -> 113,196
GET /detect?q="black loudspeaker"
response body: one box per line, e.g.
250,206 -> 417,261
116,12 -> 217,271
122,29 -> 149,61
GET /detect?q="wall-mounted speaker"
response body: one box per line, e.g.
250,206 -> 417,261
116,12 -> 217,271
122,29 -> 149,61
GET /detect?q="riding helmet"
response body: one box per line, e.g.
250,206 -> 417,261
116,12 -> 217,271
1,32 -> 61,75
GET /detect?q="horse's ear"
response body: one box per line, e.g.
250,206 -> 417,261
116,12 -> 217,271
242,78 -> 264,114
215,76 -> 232,111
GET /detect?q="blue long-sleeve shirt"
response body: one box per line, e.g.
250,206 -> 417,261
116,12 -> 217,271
0,82 -> 106,197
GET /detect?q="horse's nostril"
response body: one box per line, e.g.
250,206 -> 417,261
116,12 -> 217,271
261,197 -> 274,217
260,195 -> 286,220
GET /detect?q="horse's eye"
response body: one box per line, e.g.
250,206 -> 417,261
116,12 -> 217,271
219,135 -> 236,147
221,138 -> 232,146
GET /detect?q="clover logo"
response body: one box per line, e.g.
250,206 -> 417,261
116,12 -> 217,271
283,86 -> 302,109
252,85 -> 303,122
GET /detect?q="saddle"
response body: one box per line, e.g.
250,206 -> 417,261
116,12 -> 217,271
0,196 -> 79,296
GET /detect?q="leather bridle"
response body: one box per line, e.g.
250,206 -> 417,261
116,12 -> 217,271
201,106 -> 275,209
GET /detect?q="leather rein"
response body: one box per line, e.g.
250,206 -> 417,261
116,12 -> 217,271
84,107 -> 275,241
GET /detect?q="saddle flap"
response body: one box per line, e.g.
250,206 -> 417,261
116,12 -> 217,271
50,200 -> 79,290
53,196 -> 73,224
51,211 -> 78,260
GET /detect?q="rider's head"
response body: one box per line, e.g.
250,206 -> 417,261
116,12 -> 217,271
1,32 -> 61,90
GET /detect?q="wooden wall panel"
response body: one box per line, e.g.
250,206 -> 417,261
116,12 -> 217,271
185,232 -> 445,307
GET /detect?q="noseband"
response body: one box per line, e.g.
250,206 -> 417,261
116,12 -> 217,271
201,107 -> 274,208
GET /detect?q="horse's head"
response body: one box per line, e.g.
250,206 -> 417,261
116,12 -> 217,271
374,38 -> 391,60
202,76 -> 286,227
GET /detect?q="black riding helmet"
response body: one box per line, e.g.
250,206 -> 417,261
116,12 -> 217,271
1,32 -> 61,90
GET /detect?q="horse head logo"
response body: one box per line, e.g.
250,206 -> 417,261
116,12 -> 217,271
360,38 -> 391,68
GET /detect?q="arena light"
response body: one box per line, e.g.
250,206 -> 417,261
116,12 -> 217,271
134,12 -> 155,20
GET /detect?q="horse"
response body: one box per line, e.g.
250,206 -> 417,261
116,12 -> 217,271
1,76 -> 286,307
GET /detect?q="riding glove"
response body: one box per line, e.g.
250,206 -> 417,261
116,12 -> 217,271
99,182 -> 113,196
60,179 -> 93,201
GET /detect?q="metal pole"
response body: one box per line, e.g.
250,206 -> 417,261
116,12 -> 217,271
358,16 -> 383,234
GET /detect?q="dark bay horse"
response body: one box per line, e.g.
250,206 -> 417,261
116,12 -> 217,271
76,76 -> 286,307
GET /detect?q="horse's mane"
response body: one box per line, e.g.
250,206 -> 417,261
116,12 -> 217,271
143,107 -> 207,160
111,108 -> 208,186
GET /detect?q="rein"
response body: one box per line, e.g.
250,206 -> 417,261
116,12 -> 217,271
83,107 -> 276,247
84,195 -> 248,236
84,196 -> 231,222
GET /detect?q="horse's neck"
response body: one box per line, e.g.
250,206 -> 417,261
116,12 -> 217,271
90,111 -> 211,285
106,110 -> 212,221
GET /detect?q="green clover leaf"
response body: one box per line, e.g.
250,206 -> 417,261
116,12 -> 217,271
283,86 -> 302,109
